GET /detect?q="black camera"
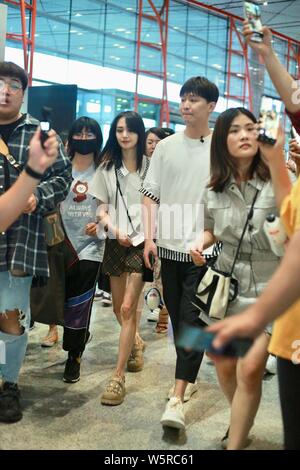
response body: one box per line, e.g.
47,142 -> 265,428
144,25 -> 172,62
40,106 -> 52,148
257,109 -> 279,146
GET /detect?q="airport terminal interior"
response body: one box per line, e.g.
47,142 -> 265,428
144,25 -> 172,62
1,302 -> 282,450
0,0 -> 300,452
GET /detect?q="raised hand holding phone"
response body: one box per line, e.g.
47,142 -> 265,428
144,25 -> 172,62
257,108 -> 280,146
243,1 -> 263,43
177,323 -> 253,358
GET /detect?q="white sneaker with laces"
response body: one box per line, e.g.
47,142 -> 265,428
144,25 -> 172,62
160,397 -> 185,429
94,288 -> 104,300
167,381 -> 198,402
145,287 -> 161,311
101,291 -> 112,306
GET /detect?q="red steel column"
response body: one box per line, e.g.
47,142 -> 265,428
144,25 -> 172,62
5,0 -> 37,85
134,0 -> 170,125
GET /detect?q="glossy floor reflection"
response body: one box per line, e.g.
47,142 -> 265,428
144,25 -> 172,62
0,302 -> 283,450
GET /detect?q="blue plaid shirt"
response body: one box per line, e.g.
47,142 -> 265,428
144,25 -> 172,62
0,114 -> 72,277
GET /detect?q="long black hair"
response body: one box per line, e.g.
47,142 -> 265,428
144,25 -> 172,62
209,107 -> 270,192
101,111 -> 145,171
67,116 -> 103,168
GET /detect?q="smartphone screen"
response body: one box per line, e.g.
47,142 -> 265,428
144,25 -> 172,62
244,1 -> 263,42
177,323 -> 253,358
258,108 -> 280,145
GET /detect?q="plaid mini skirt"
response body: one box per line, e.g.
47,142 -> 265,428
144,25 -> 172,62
103,238 -> 144,276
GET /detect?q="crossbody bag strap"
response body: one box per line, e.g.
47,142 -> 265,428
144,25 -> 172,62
114,167 -> 135,233
0,136 -> 22,173
229,188 -> 259,276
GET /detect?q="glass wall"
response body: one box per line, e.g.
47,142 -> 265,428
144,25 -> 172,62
2,0 -> 299,130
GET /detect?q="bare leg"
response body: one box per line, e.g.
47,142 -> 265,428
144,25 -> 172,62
227,332 -> 270,450
173,379 -> 188,401
214,356 -> 238,404
135,291 -> 144,344
110,274 -> 127,326
114,273 -> 144,377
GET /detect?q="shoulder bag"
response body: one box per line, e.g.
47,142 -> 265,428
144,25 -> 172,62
193,188 -> 259,320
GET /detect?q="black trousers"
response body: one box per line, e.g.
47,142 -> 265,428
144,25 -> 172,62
161,258 -> 206,382
63,260 -> 100,357
277,357 -> 300,450
97,271 -> 111,293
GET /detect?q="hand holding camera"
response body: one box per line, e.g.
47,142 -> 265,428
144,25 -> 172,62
258,124 -> 285,165
28,127 -> 59,174
40,106 -> 52,149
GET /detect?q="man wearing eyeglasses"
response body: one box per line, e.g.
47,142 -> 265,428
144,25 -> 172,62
0,61 -> 72,423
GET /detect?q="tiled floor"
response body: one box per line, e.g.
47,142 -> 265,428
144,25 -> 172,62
0,302 -> 283,450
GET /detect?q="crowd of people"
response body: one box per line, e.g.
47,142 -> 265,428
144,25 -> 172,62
0,18 -> 300,450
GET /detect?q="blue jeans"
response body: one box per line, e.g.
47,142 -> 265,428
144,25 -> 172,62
0,271 -> 32,383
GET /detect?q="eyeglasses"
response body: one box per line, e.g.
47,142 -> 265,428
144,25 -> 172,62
0,78 -> 23,94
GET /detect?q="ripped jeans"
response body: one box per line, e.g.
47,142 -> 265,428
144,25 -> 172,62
0,271 -> 33,383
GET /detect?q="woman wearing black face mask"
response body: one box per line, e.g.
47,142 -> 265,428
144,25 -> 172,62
34,117 -> 105,383
58,116 -> 105,382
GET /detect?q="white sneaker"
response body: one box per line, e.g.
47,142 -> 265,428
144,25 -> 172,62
94,288 -> 103,300
167,381 -> 198,402
101,291 -> 112,306
147,307 -> 160,322
160,397 -> 185,430
145,287 -> 161,311
265,355 -> 277,375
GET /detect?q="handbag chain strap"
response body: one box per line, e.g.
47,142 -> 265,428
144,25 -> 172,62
115,167 -> 135,234
229,188 -> 259,276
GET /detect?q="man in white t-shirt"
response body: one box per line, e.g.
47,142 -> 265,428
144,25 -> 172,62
142,76 -> 219,430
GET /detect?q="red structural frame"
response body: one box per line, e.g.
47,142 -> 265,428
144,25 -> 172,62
4,0 -> 300,117
184,0 -> 300,112
4,0 -> 36,85
134,0 -> 170,126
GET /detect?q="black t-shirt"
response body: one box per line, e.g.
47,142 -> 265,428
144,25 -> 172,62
0,114 -> 26,144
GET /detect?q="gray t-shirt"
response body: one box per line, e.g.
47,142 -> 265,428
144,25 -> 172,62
60,165 -> 105,262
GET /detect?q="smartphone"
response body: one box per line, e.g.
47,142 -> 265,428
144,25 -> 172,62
291,126 -> 300,143
244,1 -> 263,43
40,106 -> 52,148
177,323 -> 253,358
129,232 -> 144,247
257,109 -> 280,145
149,252 -> 155,268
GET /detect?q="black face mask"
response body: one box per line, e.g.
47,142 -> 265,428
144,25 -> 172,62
72,138 -> 97,155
